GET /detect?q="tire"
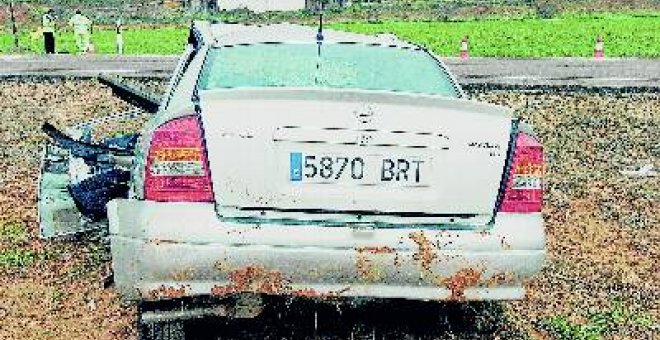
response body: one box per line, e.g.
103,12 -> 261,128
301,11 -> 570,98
138,320 -> 185,340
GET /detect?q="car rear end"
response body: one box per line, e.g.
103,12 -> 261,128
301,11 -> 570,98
108,26 -> 545,308
109,89 -> 545,303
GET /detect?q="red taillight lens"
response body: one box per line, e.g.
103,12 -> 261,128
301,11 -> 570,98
144,115 -> 214,202
499,132 -> 543,213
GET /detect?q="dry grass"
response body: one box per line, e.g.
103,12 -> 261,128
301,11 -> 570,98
0,79 -> 657,339
473,90 -> 659,339
0,79 -> 135,339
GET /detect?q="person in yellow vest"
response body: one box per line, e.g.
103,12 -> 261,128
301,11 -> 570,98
42,8 -> 56,54
68,9 -> 92,54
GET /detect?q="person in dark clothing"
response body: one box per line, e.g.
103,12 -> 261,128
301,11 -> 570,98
42,9 -> 56,54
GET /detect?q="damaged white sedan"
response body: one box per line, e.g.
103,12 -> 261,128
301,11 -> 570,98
39,22 -> 545,339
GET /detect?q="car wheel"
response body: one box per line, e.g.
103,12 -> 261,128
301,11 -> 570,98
138,319 -> 185,340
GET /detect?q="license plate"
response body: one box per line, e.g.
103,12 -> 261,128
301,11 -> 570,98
289,152 -> 429,186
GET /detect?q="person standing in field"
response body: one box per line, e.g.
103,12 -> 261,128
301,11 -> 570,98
69,10 -> 92,54
42,8 -> 56,54
115,19 -> 124,54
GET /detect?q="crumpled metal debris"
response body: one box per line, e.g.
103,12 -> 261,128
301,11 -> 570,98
620,164 -> 658,178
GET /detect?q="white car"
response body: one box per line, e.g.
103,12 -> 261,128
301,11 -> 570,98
39,22 -> 545,340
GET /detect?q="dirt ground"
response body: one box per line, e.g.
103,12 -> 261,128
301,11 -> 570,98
0,78 -> 657,339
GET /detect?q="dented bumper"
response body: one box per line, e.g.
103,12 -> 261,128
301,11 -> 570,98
108,199 -> 545,302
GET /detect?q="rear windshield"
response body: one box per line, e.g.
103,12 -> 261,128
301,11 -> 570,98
198,43 -> 460,97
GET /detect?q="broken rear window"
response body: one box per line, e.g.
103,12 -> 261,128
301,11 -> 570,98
198,43 -> 460,97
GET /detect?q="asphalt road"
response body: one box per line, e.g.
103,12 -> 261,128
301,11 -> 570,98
1,55 -> 659,88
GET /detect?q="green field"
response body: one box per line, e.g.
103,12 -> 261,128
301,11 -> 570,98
0,27 -> 188,55
1,13 -> 658,57
331,13 -> 660,58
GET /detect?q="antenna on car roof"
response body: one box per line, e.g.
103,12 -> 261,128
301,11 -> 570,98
314,1 -> 325,85
316,1 -> 324,49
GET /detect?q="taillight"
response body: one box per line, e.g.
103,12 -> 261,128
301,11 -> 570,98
499,132 -> 543,213
144,115 -> 214,202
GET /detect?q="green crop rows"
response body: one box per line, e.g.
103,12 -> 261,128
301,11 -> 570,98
330,13 -> 660,58
0,13 -> 658,57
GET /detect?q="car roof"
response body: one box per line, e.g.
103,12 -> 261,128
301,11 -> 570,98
204,22 -> 419,49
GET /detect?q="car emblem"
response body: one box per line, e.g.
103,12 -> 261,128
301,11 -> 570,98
357,133 -> 373,146
354,104 -> 375,124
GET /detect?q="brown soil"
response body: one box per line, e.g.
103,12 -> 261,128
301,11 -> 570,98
0,79 -> 135,339
473,89 -> 659,339
0,79 -> 657,339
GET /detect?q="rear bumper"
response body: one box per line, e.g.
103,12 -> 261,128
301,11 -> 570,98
108,199 -> 545,302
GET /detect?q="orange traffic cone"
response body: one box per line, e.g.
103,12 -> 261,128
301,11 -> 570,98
594,34 -> 604,60
460,36 -> 469,60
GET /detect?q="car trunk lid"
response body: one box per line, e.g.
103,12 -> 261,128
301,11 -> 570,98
198,88 -> 512,226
